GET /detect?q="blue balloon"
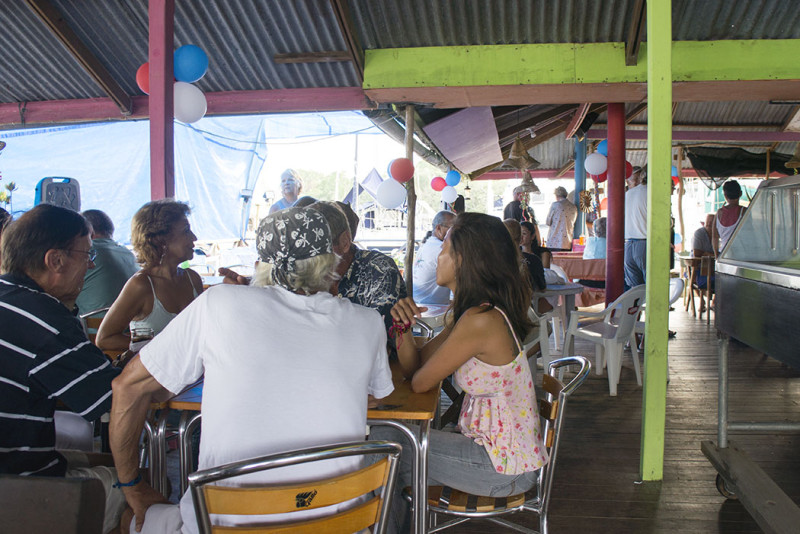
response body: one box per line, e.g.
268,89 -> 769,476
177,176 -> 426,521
174,45 -> 209,83
597,139 -> 608,157
445,170 -> 461,186
671,165 -> 679,177
387,161 -> 394,179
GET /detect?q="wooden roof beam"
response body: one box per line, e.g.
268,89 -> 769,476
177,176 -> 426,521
626,102 -> 647,123
26,0 -> 132,115
564,103 -> 591,139
783,106 -> 800,132
625,0 -> 647,66
273,51 -> 350,64
330,0 -> 364,84
496,104 -> 576,144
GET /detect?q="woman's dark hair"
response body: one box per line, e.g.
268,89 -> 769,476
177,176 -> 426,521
1,204 -> 89,276
520,220 -> 540,247
722,180 -> 742,200
448,212 -> 533,342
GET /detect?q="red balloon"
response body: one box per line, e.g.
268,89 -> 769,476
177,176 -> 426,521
600,197 -> 608,210
625,161 -> 633,178
431,176 -> 447,191
136,62 -> 150,94
389,158 -> 414,183
592,171 -> 608,184
671,175 -> 680,185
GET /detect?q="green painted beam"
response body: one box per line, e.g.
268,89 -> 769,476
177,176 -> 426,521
641,0 -> 672,482
363,40 -> 800,88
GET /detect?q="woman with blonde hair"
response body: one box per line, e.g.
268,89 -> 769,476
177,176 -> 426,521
97,200 -> 203,351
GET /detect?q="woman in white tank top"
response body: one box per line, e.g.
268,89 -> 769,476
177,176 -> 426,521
712,180 -> 746,256
96,200 -> 203,351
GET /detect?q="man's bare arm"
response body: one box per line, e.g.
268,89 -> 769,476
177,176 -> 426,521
109,355 -> 173,531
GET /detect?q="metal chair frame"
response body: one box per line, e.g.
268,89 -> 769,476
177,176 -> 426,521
426,356 -> 591,534
188,440 -> 401,534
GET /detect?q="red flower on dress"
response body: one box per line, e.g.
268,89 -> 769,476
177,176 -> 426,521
491,371 -> 500,378
515,365 -> 522,374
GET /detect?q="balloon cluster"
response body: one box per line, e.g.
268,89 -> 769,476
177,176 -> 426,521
586,139 -> 634,184
136,45 -> 210,124
430,169 -> 461,204
376,157 -> 415,209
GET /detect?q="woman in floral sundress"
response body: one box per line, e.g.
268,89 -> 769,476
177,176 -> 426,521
373,212 -> 547,531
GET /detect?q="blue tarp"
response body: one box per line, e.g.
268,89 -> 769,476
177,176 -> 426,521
0,111 -> 379,243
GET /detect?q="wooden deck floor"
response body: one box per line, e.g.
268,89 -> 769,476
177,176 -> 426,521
163,307 -> 800,532
450,307 -> 800,533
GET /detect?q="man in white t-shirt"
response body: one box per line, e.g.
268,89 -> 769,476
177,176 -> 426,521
624,167 -> 648,289
412,210 -> 455,305
109,207 -> 393,533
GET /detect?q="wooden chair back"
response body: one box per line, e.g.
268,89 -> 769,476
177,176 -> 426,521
188,441 -> 401,534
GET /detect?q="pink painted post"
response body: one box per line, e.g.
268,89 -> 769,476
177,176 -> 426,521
605,103 -> 626,305
148,0 -> 174,200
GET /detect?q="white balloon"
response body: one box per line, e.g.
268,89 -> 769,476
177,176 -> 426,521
174,81 -> 207,123
584,152 -> 608,175
441,185 -> 458,203
376,179 -> 407,209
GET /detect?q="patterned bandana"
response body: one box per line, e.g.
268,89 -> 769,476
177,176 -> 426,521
256,207 -> 332,291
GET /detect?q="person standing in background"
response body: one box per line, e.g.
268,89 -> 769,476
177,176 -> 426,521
624,167 -> 648,290
712,179 -> 746,256
545,186 -> 578,250
268,169 -> 303,214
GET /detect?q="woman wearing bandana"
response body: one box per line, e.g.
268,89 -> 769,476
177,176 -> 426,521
108,207 -> 393,533
373,212 -> 546,532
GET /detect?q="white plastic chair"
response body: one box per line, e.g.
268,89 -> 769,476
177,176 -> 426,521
630,277 -> 685,350
563,285 -> 646,396
523,307 -> 555,377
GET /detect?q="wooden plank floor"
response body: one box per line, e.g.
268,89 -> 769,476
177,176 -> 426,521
164,307 -> 800,532
448,307 -> 800,533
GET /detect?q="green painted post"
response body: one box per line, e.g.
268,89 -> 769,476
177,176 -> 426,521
641,0 -> 672,481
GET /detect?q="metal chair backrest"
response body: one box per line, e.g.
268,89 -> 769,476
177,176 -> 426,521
606,285 -> 646,338
188,440 -> 401,534
78,307 -> 111,343
532,356 -> 592,519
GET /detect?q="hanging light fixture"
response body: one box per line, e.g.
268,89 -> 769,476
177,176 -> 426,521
518,170 -> 540,194
502,137 -> 541,170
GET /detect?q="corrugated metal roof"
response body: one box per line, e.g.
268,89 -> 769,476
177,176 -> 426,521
672,0 -> 800,40
352,0 -> 636,48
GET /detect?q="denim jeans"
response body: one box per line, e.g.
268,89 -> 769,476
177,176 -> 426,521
370,425 -> 540,533
624,239 -> 647,290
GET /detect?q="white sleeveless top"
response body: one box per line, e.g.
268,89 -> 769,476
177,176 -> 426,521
716,206 -> 744,252
130,273 -> 199,336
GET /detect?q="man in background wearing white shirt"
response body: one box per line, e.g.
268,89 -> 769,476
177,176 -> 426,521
413,210 -> 455,305
624,167 -> 648,289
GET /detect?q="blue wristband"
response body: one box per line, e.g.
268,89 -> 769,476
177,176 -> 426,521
113,473 -> 142,488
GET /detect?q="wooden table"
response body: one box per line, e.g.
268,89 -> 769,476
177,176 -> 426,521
162,364 -> 440,534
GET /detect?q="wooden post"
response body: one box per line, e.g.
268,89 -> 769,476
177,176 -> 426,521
605,103 -> 626,305
148,0 -> 174,200
641,0 -> 672,481
404,105 -> 416,297
574,137 -> 587,238
677,147 -> 685,253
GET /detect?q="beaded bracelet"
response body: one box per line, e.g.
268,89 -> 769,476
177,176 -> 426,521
112,473 -> 142,488
389,319 -> 411,349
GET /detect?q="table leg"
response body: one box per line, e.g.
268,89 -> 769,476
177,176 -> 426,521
562,294 -> 576,354
179,412 -> 202,496
718,334 -> 729,448
417,419 -> 430,534
369,419 -> 424,533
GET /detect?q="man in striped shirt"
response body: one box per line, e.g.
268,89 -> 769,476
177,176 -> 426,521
0,204 -> 125,532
